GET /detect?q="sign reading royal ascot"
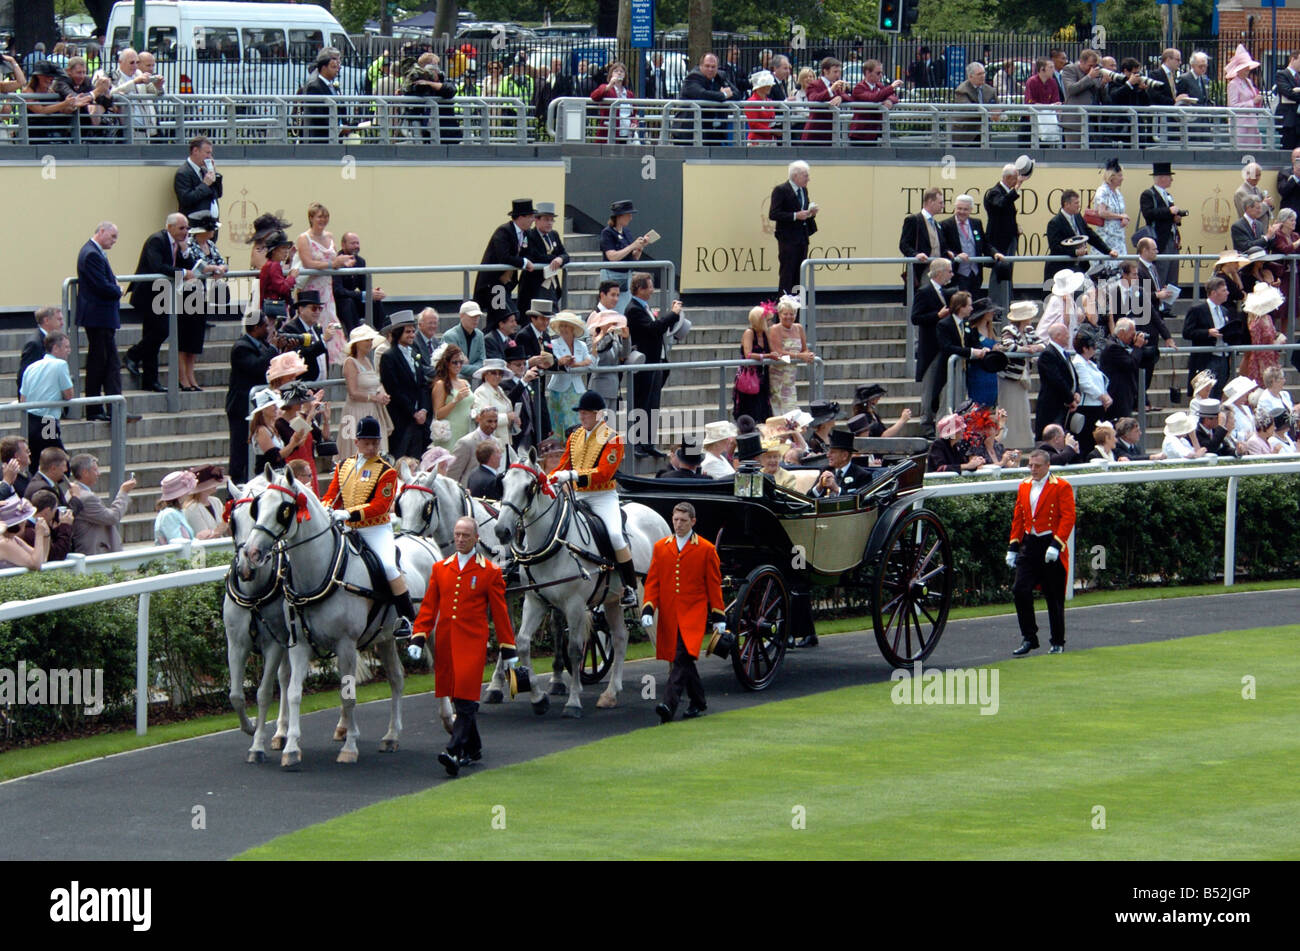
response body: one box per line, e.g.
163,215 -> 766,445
679,159 -> 1244,293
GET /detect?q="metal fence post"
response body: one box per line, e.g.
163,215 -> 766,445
136,591 -> 150,736
718,365 -> 727,417
1224,475 -> 1238,587
168,273 -> 180,414
110,397 -> 126,495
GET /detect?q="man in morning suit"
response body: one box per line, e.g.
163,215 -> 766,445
1277,147 -> 1300,217
1181,277 -> 1233,399
810,428 -> 874,498
1139,161 -> 1184,287
899,187 -> 945,292
332,232 -> 385,332
910,258 -> 954,437
984,164 -> 1025,310
1035,324 -> 1080,439
378,311 -> 431,460
1007,450 -> 1075,656
77,222 -> 125,422
1099,319 -> 1146,420
939,194 -> 1000,295
472,198 -> 536,330
1230,195 -> 1274,253
518,202 -> 569,309
226,309 -> 277,481
626,272 -> 684,457
174,135 -> 222,220
1276,51 -> 1300,151
278,289 -> 331,383
769,160 -> 820,297
124,213 -> 199,393
644,502 -> 726,723
1045,189 -> 1115,283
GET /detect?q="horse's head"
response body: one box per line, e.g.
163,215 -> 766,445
227,472 -> 270,581
243,464 -> 321,567
495,463 -> 552,544
396,465 -> 440,538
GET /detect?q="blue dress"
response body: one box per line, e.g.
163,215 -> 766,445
966,331 -> 1000,408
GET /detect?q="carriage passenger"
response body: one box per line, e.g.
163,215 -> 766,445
811,429 -> 873,497
320,415 -> 417,635
548,390 -> 639,606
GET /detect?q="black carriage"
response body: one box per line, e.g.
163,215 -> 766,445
614,438 -> 953,691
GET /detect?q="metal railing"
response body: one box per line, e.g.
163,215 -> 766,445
0,536 -> 233,580
0,395 -> 128,494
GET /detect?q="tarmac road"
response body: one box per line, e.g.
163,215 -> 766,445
0,589 -> 1290,860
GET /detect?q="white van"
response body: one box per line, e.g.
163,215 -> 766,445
104,1 -> 365,97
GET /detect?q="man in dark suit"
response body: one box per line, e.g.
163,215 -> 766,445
1230,196 -> 1274,253
278,289 -> 331,383
626,272 -> 683,457
465,440 -> 504,500
412,307 -> 439,381
378,311 -> 431,460
1099,320 -> 1146,420
518,201 -> 569,309
644,52 -> 669,99
1177,53 -> 1212,106
484,311 -> 522,363
173,135 -> 222,219
299,49 -> 346,143
514,299 -> 553,366
1191,398 -> 1235,456
984,164 -> 1024,310
1034,424 -> 1081,466
1276,51 -> 1300,150
1277,147 -> 1300,217
911,259 -> 954,438
678,52 -> 739,144
18,307 -> 64,394
899,187 -> 945,291
472,199 -> 535,330
1133,236 -> 1177,405
1034,324 -> 1080,439
533,58 -> 571,130
503,353 -> 547,452
124,213 -> 198,394
1181,278 -> 1232,399
939,194 -> 998,295
1045,189 -> 1115,282
77,222 -> 126,422
333,231 -> 385,332
656,443 -> 710,480
719,46 -> 751,99
1114,417 -> 1151,461
1146,48 -> 1182,108
936,297 -> 994,410
226,309 -> 277,481
769,160 -> 820,297
1139,162 -> 1185,287
908,47 -> 943,88
811,429 -> 874,497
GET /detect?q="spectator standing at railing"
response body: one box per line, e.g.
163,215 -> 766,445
720,46 -> 751,100
17,306 -> 63,394
175,135 -> 222,221
991,60 -> 1020,101
19,332 -> 74,460
743,70 -> 777,143
67,454 -> 134,555
1070,330 -> 1111,458
1024,57 -> 1062,106
998,302 -> 1043,447
645,53 -> 669,99
899,186 -> 943,293
907,47 -> 944,90
124,213 -> 200,393
125,51 -> 165,138
1178,52 -> 1212,107
850,60 -> 901,144
768,56 -> 792,102
473,198 -> 535,330
403,53 -> 459,145
1277,148 -> 1300,219
951,61 -> 997,146
1045,190 -> 1114,282
801,57 -> 849,145
154,470 -> 197,545
1231,195 -> 1276,253
21,61 -> 80,143
54,57 -> 115,137
679,52 -> 740,145
627,273 -> 684,458
1092,159 -> 1129,254
77,221 -> 128,423
226,309 -> 276,481
940,194 -> 997,295
298,48 -> 345,143
770,160 -> 819,298
1182,277 -> 1234,400
443,300 -> 487,382
1140,162 -> 1186,289
1225,45 -> 1263,149
984,163 -> 1025,311
534,57 -> 570,132
912,259 -> 955,438
572,60 -> 596,98
333,231 -> 385,333
1133,236 -> 1178,407
591,61 -> 638,144
1235,162 -> 1273,225
1034,324 -> 1080,440
519,202 -> 569,309
1276,51 -> 1300,151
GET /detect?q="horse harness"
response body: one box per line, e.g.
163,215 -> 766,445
224,495 -> 288,650
399,477 -> 501,559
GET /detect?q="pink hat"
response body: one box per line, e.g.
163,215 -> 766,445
160,469 -> 198,502
418,446 -> 455,474
936,413 -> 966,440
266,352 -> 309,385
1225,44 -> 1260,80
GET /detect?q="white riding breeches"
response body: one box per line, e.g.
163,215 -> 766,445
356,523 -> 401,581
582,489 -> 627,550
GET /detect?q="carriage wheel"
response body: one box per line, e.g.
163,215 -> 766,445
578,607 -> 615,686
729,566 -> 789,691
871,509 -> 953,668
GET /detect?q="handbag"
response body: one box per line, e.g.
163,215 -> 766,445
1082,209 -> 1104,228
735,364 -> 761,395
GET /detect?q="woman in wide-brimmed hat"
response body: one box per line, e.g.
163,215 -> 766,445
926,413 -> 983,473
155,470 -> 198,545
258,230 -> 298,321
0,496 -> 48,571
1037,269 -> 1087,343
340,324 -> 391,459
1239,282 -> 1288,385
546,313 -> 591,439
1212,249 -> 1251,318
471,358 -> 518,456
182,464 -> 228,539
1226,44 -> 1264,149
247,388 -> 286,474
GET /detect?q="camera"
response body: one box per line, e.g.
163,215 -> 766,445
1098,68 -> 1123,82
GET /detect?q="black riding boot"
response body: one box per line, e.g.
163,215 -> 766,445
394,591 -> 416,637
617,559 -> 638,607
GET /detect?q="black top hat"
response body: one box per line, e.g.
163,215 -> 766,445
1150,161 -> 1175,177
675,442 -> 704,466
356,416 -> 382,441
610,199 -> 638,216
578,390 -> 606,412
854,383 -> 886,404
809,399 -> 840,425
296,289 -> 322,306
846,413 -> 871,435
828,429 -> 857,452
735,432 -> 764,461
509,198 -> 536,218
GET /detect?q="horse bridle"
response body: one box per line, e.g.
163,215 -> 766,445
225,495 -> 284,610
502,464 -> 574,565
248,482 -> 336,554
399,480 -> 439,536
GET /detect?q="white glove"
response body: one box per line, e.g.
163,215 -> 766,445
332,509 -> 350,523
406,643 -> 423,661
1044,546 -> 1060,564
552,470 -> 575,485
1005,551 -> 1017,568
640,610 -> 654,631
713,621 -> 727,634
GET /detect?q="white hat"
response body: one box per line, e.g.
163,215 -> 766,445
703,421 -> 738,446
1242,282 -> 1285,317
245,388 -> 284,421
1163,411 -> 1196,437
459,300 -> 484,318
549,311 -> 587,334
750,69 -> 776,90
1007,300 -> 1039,322
471,358 -> 514,382
1014,154 -> 1035,177
1051,270 -> 1085,297
1223,376 -> 1258,404
344,324 -> 383,355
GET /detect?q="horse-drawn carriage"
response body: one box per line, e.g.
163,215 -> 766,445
614,438 -> 954,690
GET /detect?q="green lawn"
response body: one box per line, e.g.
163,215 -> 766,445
238,626 -> 1300,861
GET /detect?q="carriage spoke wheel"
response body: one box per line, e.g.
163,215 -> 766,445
871,509 -> 953,668
729,566 -> 789,691
578,608 -> 615,686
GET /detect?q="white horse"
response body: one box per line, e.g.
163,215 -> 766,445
240,466 -> 443,768
491,463 -> 669,717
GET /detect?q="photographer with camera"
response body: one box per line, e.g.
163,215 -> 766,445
1061,49 -> 1111,147
1140,161 -> 1186,288
402,51 -> 459,144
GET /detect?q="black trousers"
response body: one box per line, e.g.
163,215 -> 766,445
1012,534 -> 1066,647
631,369 -> 664,448
663,632 -> 705,714
777,237 -> 809,297
126,313 -> 169,387
228,407 -> 251,483
27,413 -> 63,462
1187,356 -> 1230,400
448,697 -> 481,757
84,326 -> 121,418
1284,125 -> 1299,151
1074,404 -> 1105,459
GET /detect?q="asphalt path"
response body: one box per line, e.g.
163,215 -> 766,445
0,589 -> 1291,860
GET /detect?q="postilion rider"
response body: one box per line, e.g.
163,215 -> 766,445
547,390 -> 639,606
320,415 -> 417,635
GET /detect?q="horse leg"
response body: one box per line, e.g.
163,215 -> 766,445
562,604 -> 589,718
225,607 -> 254,738
377,636 -> 403,752
271,647 -> 290,750
597,598 -> 630,709
249,639 -> 282,763
335,638 -> 360,763
518,593 -> 550,714
280,642 -> 311,769
549,605 -> 569,697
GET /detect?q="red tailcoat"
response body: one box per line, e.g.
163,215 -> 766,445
1008,474 -> 1076,573
413,552 -> 516,701
643,532 -> 725,661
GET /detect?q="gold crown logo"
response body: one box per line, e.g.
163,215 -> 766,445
227,188 -> 260,245
1201,187 -> 1232,235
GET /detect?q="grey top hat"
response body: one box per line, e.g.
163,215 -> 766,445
534,202 -> 558,217
526,299 -> 554,318
384,309 -> 416,334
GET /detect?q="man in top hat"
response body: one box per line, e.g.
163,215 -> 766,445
515,299 -> 554,368
125,212 -> 200,393
378,310 -> 431,459
811,429 -> 873,498
411,515 -> 516,776
548,390 -> 640,606
443,301 -> 487,382
939,194 -> 1000,295
320,414 -> 416,633
484,308 -> 522,363
984,162 -> 1030,310
701,421 -> 738,477
644,501 -> 726,723
1045,190 -> 1115,283
1140,162 -> 1185,287
1181,277 -> 1233,400
279,288 -> 333,382
912,258 -> 955,438
472,198 -> 537,329
1191,397 -> 1235,456
502,350 -> 548,453
1007,449 -> 1075,656
657,441 -> 709,479
519,201 -> 569,309
226,308 -> 278,481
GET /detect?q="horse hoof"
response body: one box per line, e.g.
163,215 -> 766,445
485,688 -> 504,705
562,705 -> 582,719
549,680 -> 568,697
379,739 -> 399,753
247,751 -> 265,764
596,693 -> 617,709
333,725 -> 348,741
337,749 -> 358,764
280,750 -> 302,770
271,735 -> 284,751
532,695 -> 550,716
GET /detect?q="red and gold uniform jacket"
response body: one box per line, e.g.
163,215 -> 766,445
643,532 -> 726,661
321,454 -> 399,528
1008,474 -> 1076,572
549,421 -> 623,492
413,552 -> 516,701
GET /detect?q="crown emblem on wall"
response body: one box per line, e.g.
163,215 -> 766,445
1201,187 -> 1232,235
227,189 -> 260,244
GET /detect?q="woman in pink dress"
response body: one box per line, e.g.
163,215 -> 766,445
1225,44 -> 1263,149
1239,282 -> 1288,386
295,201 -> 354,369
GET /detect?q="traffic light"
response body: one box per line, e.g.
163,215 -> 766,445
902,0 -> 921,34
879,0 -> 901,34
